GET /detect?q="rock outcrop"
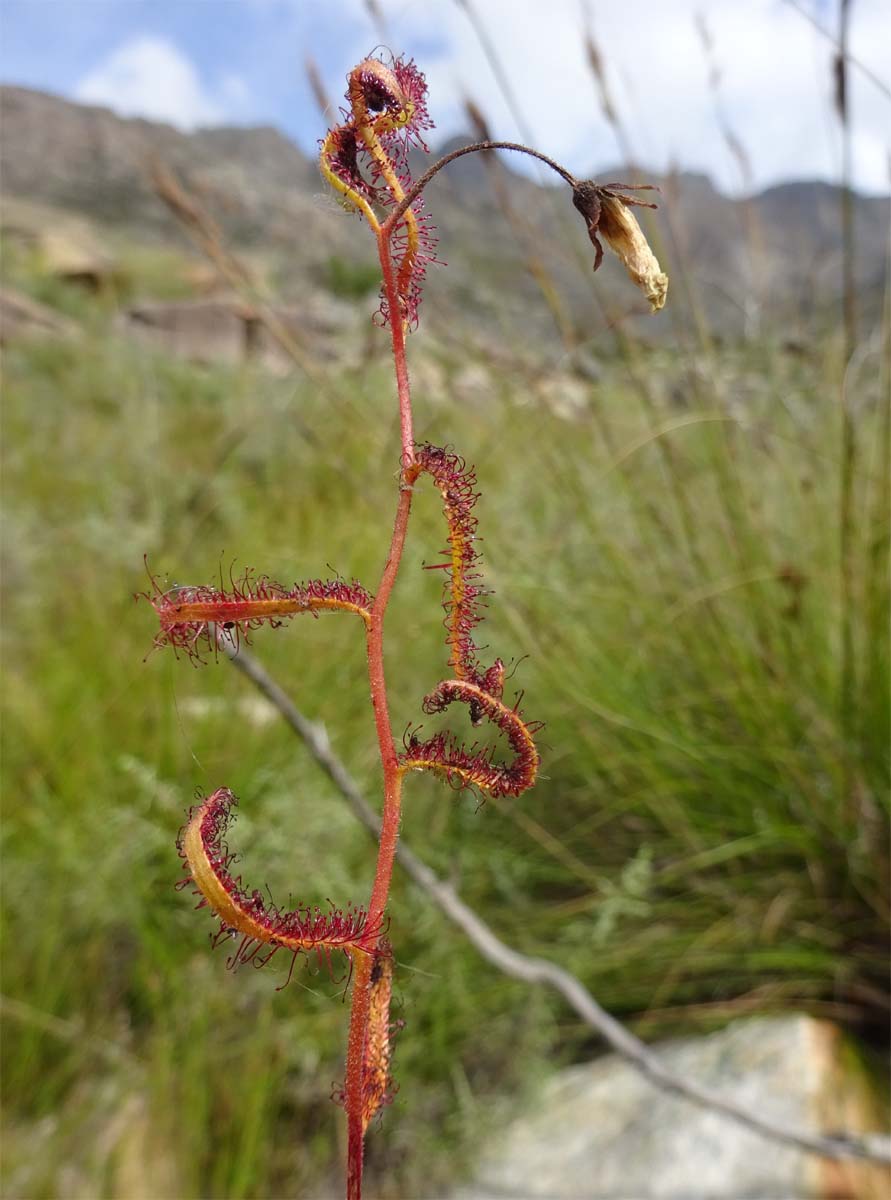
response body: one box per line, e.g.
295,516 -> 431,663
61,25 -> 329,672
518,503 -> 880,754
455,1016 -> 889,1200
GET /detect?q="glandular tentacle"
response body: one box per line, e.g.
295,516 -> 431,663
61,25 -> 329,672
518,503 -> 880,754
178,789 -> 383,988
142,564 -> 372,661
319,52 -> 440,329
406,445 -> 504,698
399,679 -> 541,799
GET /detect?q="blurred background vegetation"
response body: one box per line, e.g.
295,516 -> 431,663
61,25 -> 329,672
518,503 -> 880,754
2,6 -> 890,1197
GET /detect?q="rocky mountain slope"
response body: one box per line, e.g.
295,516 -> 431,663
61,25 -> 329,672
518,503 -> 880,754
2,84 -> 887,344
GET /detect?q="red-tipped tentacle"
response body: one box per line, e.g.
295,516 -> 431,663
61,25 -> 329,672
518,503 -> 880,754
178,789 -> 382,982
320,52 -> 441,329
141,564 -> 372,661
399,679 -> 540,799
406,445 -> 504,700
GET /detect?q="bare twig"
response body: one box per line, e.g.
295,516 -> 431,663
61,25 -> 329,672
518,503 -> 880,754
221,635 -> 891,1167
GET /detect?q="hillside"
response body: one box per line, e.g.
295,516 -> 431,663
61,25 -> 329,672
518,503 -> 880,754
3,77 -> 889,1200
1,83 -> 888,343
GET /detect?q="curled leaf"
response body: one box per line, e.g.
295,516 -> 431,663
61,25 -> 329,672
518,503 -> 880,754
141,563 -> 372,661
400,679 -> 541,798
177,789 -> 381,986
405,444 -> 503,698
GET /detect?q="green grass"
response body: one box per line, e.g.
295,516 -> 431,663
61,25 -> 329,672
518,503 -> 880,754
2,293 -> 888,1197
321,254 -> 382,300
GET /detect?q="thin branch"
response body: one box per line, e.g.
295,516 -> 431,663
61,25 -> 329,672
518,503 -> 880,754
221,636 -> 891,1168
388,141 -> 577,230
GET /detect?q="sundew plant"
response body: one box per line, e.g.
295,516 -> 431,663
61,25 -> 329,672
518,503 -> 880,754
143,51 -> 666,1199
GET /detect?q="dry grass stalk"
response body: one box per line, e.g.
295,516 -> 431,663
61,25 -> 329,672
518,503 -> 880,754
304,53 -> 335,121
149,156 -> 332,389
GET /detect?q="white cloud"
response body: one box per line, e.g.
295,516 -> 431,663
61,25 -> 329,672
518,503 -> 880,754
74,35 -> 225,130
371,0 -> 891,195
65,3 -> 890,193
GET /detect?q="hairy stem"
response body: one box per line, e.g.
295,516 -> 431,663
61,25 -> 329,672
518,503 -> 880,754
344,950 -> 373,1200
377,227 -> 415,461
343,227 -> 418,1198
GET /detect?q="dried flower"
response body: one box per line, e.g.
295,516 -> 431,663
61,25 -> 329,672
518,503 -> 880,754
572,180 -> 669,312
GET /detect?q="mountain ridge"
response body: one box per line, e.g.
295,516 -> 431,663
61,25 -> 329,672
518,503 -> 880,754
2,84 -> 887,340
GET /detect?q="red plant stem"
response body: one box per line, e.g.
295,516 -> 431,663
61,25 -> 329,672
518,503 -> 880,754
377,223 -> 415,461
342,220 -> 418,1200
344,949 -> 373,1200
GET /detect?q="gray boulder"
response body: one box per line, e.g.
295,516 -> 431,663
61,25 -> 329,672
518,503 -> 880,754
455,1016 -> 888,1200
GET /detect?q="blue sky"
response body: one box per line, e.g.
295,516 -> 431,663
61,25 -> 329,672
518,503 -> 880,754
2,0 -> 889,194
